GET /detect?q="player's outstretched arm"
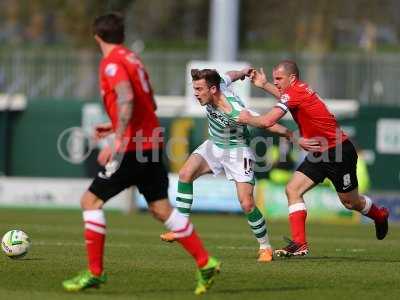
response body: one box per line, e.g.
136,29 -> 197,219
241,113 -> 322,151
225,67 -> 254,82
238,107 -> 285,129
267,123 -> 293,139
267,126 -> 323,152
250,68 -> 280,99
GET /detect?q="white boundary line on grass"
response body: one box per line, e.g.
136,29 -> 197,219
31,240 -> 367,254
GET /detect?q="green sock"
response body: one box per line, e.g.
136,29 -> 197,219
176,181 -> 193,217
246,206 -> 270,249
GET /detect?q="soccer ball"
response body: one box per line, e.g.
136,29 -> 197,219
1,230 -> 31,259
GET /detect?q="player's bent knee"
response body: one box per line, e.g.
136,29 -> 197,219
80,191 -> 103,210
285,184 -> 301,200
340,198 -> 356,210
149,206 -> 167,221
342,201 -> 354,210
338,193 -> 362,211
148,199 -> 172,222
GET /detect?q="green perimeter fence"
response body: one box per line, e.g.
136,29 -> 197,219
0,99 -> 400,191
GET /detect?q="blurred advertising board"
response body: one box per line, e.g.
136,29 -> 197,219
256,180 -> 358,223
135,174 -> 242,213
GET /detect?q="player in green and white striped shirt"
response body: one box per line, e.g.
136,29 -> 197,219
161,68 -> 294,262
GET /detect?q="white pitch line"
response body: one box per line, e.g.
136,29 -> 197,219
31,241 -> 370,254
33,240 -> 131,248
335,248 -> 366,252
216,246 -> 255,250
1,223 -> 398,246
31,240 -> 260,253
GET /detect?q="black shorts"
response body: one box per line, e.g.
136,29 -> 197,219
89,149 -> 169,203
296,139 -> 358,193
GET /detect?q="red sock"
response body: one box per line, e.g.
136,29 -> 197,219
289,210 -> 307,245
85,228 -> 105,276
366,204 -> 385,222
177,230 -> 209,268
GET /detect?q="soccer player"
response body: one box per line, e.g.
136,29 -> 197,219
238,60 -> 389,257
161,68 -> 295,262
62,13 -> 220,295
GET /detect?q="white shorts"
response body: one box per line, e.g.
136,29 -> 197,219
193,140 -> 255,184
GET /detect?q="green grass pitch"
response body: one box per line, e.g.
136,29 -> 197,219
0,208 -> 399,300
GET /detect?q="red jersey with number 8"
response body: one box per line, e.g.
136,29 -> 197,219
99,45 -> 161,152
275,79 -> 348,151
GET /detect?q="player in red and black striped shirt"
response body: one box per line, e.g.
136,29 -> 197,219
239,60 -> 389,257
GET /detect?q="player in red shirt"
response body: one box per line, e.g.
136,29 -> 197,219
238,60 -> 389,257
62,13 -> 220,295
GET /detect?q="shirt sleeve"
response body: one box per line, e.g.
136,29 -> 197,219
247,109 -> 260,116
275,89 -> 300,112
219,72 -> 233,87
103,61 -> 130,90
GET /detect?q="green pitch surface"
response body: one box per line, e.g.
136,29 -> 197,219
0,208 -> 399,300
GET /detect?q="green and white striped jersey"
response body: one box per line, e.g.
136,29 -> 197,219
206,73 -> 251,149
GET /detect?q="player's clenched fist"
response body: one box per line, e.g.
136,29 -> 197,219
250,68 -> 268,89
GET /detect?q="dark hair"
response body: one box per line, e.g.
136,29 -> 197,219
191,69 -> 221,89
93,13 -> 125,44
274,60 -> 300,79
